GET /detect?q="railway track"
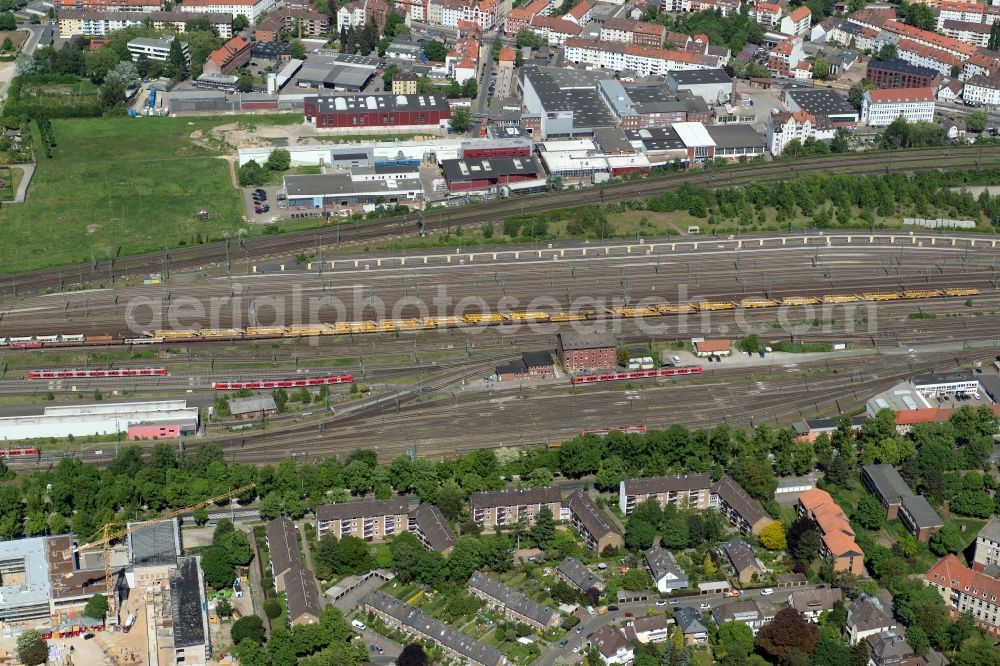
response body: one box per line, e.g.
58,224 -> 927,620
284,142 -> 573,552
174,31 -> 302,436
3,147 -> 1000,299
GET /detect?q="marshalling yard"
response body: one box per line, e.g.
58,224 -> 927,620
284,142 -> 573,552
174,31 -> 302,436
2,231 -> 1000,466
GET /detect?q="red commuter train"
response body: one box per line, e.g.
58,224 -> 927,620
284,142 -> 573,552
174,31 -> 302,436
0,448 -> 40,457
212,375 -> 354,391
570,365 -> 703,384
27,368 -> 169,379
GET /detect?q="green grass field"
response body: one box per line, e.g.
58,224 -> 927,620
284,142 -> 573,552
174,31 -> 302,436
0,115 -> 301,275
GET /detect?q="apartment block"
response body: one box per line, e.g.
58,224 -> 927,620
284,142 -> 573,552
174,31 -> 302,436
468,572 -> 560,629
469,487 -> 561,532
797,488 -> 864,575
926,553 -> 1000,635
565,490 -> 623,553
619,474 -> 714,515
315,497 -> 415,542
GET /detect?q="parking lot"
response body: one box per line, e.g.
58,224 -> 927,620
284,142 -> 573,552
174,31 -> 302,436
243,184 -> 286,224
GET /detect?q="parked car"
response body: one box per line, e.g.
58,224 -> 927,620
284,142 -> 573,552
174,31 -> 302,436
607,605 -> 619,611
656,600 -> 668,607
624,611 -> 634,618
699,602 -> 711,610
668,599 -> 680,606
761,588 -> 774,596
559,639 -> 569,648
254,206 -> 263,214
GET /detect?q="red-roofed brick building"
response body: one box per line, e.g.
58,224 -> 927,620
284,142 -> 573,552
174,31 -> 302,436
599,18 -> 667,47
798,488 -> 865,575
693,339 -> 730,356
926,553 -> 1000,635
203,35 -> 252,75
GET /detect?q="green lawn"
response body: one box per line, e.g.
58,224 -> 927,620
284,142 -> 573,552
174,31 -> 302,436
0,115 -> 294,274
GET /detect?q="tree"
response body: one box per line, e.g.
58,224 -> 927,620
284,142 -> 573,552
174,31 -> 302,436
84,594 -> 108,620
98,74 -> 126,110
236,71 -> 254,93
263,596 -> 282,619
621,568 -> 653,591
233,14 -> 249,31
238,160 -> 267,187
625,517 -> 656,552
193,507 -> 209,526
290,40 -> 306,59
906,625 -> 929,657
755,608 -> 819,662
825,454 -> 850,486
812,58 -> 830,80
397,643 -> 429,666
876,43 -> 898,60
966,110 -> 988,133
531,504 -> 556,549
929,523 -> 964,556
847,83 -> 868,111
516,28 -> 547,48
905,3 -> 935,30
219,529 -> 253,566
450,106 -> 472,133
716,621 -> 754,662
852,494 -> 884,531
422,39 -> 447,61
336,535 -> 374,575
165,38 -> 188,80
0,11 -> 15,30
200,545 -> 236,589
759,521 -> 787,551
461,77 -> 478,99
136,52 -> 150,77
16,629 -> 47,666
265,148 -> 291,172
231,615 -> 266,645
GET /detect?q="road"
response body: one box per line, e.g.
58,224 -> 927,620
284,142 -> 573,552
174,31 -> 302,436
474,34 -> 496,118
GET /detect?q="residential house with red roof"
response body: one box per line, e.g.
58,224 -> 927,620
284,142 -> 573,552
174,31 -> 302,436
765,110 -> 835,156
528,14 -> 583,44
861,87 -> 935,126
178,0 -> 275,23
203,35 -> 252,75
599,18 -> 667,48
750,1 -> 782,28
798,488 -> 865,575
926,553 -> 1000,635
564,0 -> 592,24
780,5 -> 811,36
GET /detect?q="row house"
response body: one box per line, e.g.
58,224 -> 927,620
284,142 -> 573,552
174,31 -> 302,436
749,1 -> 782,28
768,36 -> 805,77
599,18 -> 667,47
468,572 -> 560,629
940,20 -> 991,48
562,37 -> 718,77
619,474 -> 713,515
469,487 -> 561,532
441,0 -> 505,30
557,556 -> 606,594
564,0 -> 591,25
797,488 -> 865,575
264,517 -> 301,592
962,53 -> 1000,82
364,592 -> 508,666
966,72 -> 1000,106
881,19 -> 977,61
178,0 -> 276,24
897,39 -> 962,77
765,110 -> 835,156
926,553 -> 1000,636
527,14 -> 583,45
712,600 -> 773,635
565,490 -> 623,553
316,497 -> 414,541
337,0 -> 388,31
59,9 -> 232,37
779,5 -> 812,36
861,87 -> 936,126
503,0 -> 550,35
446,31 -> 480,83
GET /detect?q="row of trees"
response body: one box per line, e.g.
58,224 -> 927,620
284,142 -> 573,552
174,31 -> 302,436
231,605 -> 368,666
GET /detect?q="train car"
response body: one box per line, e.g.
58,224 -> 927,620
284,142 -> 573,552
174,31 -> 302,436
347,321 -> 378,334
425,316 -> 464,327
0,447 -> 40,457
504,311 -> 549,322
570,365 -> 703,384
739,298 -> 778,309
464,313 -> 504,324
903,290 -> 942,299
124,337 -> 164,345
60,334 -> 85,343
245,327 -> 287,338
550,312 -> 588,322
611,306 -> 657,318
9,336 -> 33,343
945,288 -> 980,297
155,330 -> 200,340
697,302 -> 736,311
862,292 -> 900,301
655,304 -> 697,314
212,374 -> 354,391
9,341 -> 43,349
0,338 -> 6,347
200,328 -> 244,339
283,326 -> 325,338
821,294 -> 860,304
84,334 -> 115,345
781,297 -> 819,306
28,367 -> 168,379
581,425 -> 648,437
35,335 -> 59,343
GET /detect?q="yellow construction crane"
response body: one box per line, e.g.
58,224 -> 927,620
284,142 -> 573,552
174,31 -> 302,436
73,484 -> 256,621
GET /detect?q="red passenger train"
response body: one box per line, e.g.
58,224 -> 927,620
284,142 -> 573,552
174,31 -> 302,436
0,448 -> 40,457
212,375 -> 354,391
27,368 -> 169,379
570,365 -> 703,384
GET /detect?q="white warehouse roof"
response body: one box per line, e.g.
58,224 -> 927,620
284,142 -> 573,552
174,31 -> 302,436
673,122 -> 716,148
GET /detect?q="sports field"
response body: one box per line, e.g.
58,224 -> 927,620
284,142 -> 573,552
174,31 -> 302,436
0,115 -> 298,275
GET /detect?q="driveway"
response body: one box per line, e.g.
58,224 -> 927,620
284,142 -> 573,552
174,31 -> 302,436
9,164 -> 33,203
358,627 -> 403,664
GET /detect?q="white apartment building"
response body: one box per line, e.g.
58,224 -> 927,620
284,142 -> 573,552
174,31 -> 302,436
963,73 -> 1000,107
779,5 -> 811,36
179,0 -> 275,24
861,87 -> 935,126
563,38 -> 716,77
765,110 -> 835,156
926,554 -> 1000,635
126,35 -> 189,62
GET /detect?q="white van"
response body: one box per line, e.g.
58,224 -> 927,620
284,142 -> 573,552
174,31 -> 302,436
672,355 -> 681,365
351,619 -> 367,631
586,606 -> 595,615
